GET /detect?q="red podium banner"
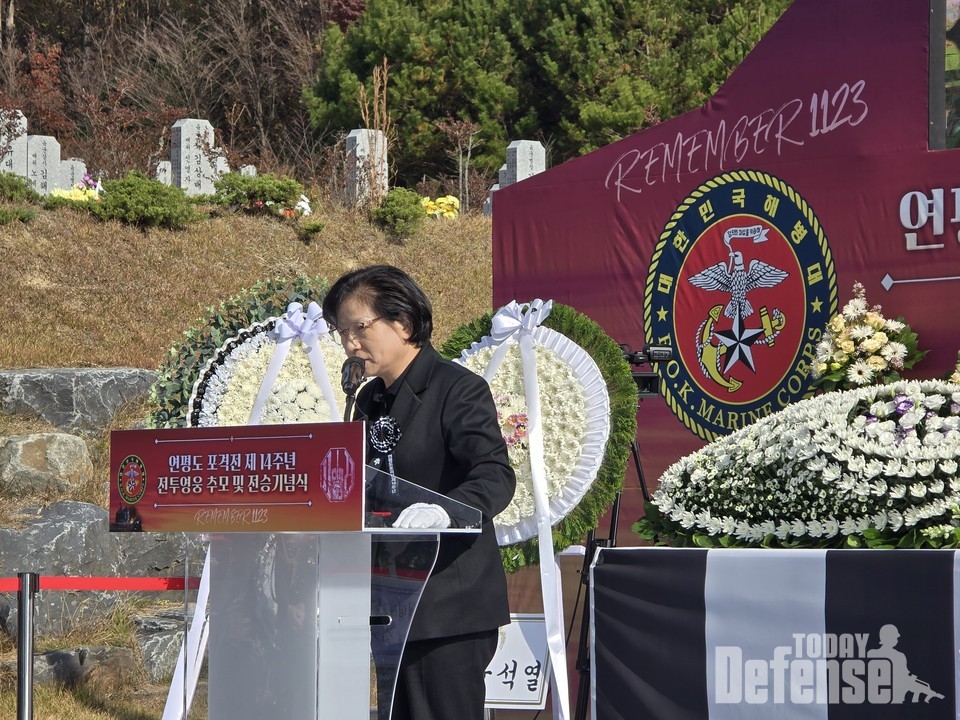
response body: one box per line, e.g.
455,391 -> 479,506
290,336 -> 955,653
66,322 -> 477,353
109,423 -> 365,533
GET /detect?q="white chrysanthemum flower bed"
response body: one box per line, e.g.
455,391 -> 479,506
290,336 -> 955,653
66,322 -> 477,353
650,380 -> 960,546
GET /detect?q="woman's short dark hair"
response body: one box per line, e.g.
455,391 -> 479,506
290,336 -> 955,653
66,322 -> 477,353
322,265 -> 433,346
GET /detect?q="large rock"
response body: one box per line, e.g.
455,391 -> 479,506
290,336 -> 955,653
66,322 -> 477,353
0,368 -> 155,433
0,646 -> 137,687
0,501 -> 199,637
0,433 -> 93,495
134,608 -> 187,682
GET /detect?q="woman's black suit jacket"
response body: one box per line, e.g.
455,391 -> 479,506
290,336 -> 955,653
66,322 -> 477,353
355,343 -> 516,641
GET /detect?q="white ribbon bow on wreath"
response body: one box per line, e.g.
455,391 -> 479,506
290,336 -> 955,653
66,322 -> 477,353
484,298 -> 570,720
248,301 -> 341,425
482,299 -> 553,382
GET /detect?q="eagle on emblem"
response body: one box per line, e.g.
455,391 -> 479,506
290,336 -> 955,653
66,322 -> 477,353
688,249 -> 788,321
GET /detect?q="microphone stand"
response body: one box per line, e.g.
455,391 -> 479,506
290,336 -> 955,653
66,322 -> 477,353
340,357 -> 365,422
343,393 -> 356,422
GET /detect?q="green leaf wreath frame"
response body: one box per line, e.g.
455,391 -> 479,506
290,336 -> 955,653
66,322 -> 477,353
441,303 -> 638,573
148,275 -> 330,429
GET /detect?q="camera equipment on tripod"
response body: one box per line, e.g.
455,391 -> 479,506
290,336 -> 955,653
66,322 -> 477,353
575,343 -> 672,720
619,343 -> 673,399
620,344 -> 673,365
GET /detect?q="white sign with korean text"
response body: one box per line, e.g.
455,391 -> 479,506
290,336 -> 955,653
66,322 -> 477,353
485,613 -> 550,709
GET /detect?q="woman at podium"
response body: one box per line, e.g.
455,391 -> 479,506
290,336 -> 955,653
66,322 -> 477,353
323,264 -> 516,720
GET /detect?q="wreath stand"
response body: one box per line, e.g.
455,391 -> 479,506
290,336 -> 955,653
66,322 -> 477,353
572,365 -> 656,720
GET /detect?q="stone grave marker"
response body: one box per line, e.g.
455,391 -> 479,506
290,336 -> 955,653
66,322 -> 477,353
482,184 -> 499,217
504,140 -> 545,187
156,160 -> 172,186
0,110 -> 27,177
26,135 -> 61,195
171,118 -> 218,195
215,155 -> 230,182
484,141 -> 546,217
345,128 -> 388,207
58,159 -> 87,190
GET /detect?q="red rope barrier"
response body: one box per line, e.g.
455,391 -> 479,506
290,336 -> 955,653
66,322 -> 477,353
0,576 -> 200,592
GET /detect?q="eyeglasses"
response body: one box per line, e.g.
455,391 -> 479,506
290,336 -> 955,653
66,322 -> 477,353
335,317 -> 382,342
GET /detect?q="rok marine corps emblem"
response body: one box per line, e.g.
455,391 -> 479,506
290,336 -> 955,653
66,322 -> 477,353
644,170 -> 837,440
117,455 -> 147,505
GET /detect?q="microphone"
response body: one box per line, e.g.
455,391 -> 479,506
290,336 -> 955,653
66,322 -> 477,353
341,357 -> 366,396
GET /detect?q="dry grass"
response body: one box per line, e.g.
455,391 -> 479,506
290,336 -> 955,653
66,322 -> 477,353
0,202 -> 494,369
0,682 -> 183,720
0,596 -> 180,719
0,409 -> 58,436
0,202 -> 494,718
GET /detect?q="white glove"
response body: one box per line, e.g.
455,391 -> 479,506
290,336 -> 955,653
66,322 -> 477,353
393,503 -> 451,529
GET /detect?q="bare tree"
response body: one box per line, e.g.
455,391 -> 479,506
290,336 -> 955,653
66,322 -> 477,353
5,0 -> 335,182
357,57 -> 395,207
436,118 -> 482,213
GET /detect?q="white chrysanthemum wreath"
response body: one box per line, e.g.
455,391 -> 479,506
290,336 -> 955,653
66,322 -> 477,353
455,300 -> 611,546
187,304 -> 348,427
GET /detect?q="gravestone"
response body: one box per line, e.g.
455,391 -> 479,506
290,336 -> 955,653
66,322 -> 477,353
0,110 -> 27,177
58,159 -> 87,190
240,164 -> 257,177
26,135 -> 62,195
482,184 -> 499,217
504,140 -> 545,187
345,128 -> 388,207
170,118 -> 218,196
484,141 -> 546,217
155,160 -> 172,186
215,155 -> 230,181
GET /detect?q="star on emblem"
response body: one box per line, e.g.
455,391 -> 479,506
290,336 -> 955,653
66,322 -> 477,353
714,314 -> 765,373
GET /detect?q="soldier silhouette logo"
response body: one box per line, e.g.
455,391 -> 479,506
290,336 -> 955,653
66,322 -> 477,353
866,624 -> 944,704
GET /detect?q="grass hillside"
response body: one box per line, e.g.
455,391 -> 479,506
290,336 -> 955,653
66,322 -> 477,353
0,198 -> 494,518
0,203 -> 494,370
0,200 -> 494,719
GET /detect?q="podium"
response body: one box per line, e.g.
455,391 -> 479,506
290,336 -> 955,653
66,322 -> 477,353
108,423 -> 482,720
202,467 -> 482,719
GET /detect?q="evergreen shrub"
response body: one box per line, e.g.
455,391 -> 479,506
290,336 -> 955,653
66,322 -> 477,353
213,172 -> 305,215
0,172 -> 40,203
0,206 -> 37,224
94,172 -> 201,229
370,187 -> 425,241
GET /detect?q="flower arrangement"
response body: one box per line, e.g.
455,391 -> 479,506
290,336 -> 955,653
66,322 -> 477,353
948,351 -> 960,384
421,195 -> 460,219
634,379 -> 960,549
272,195 -> 312,220
811,281 -> 926,391
443,303 -> 637,572
49,173 -> 102,203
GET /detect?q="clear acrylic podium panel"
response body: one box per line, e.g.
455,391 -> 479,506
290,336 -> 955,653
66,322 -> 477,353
181,467 -> 481,720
